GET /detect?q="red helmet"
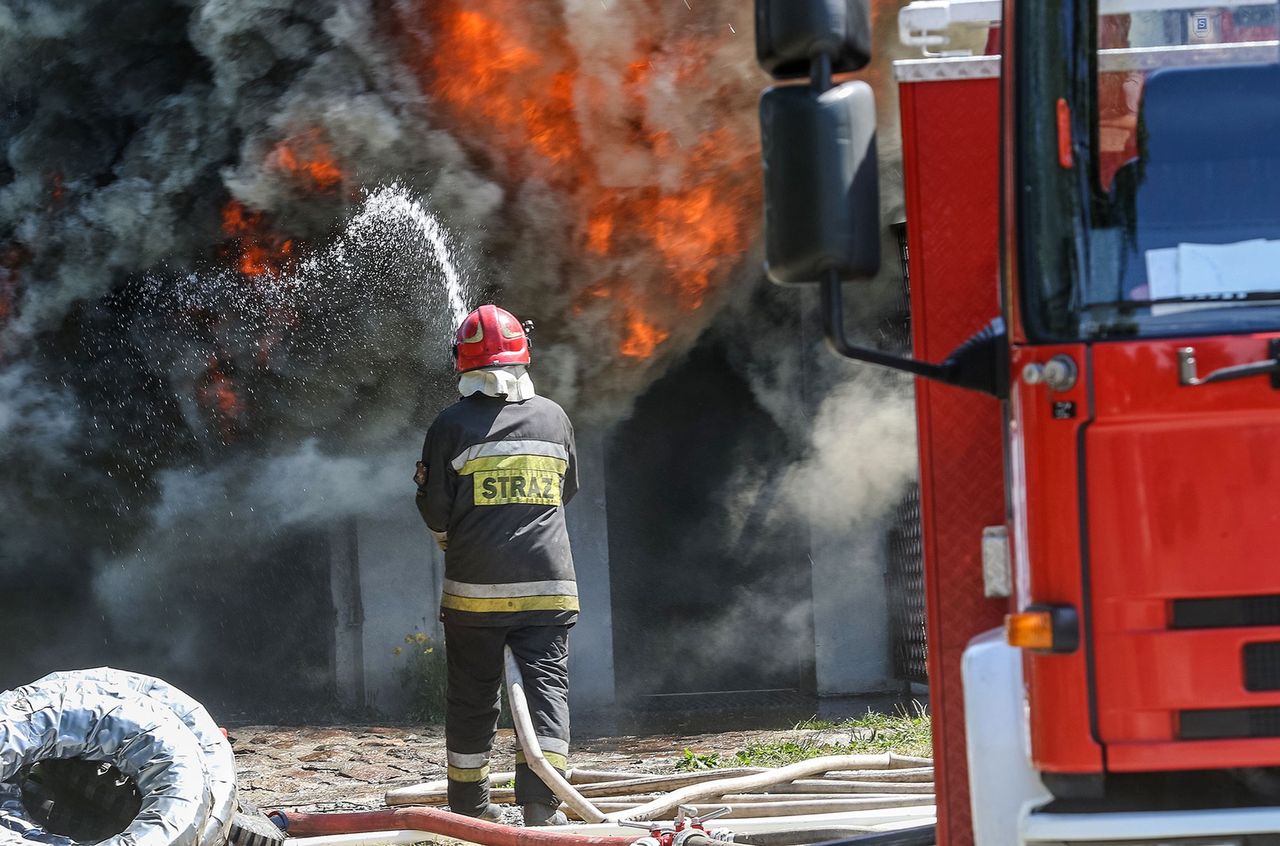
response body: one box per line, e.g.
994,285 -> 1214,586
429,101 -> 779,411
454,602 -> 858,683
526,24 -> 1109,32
453,304 -> 531,373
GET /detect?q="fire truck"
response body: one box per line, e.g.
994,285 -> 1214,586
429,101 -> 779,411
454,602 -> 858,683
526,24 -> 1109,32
755,2 -> 1280,846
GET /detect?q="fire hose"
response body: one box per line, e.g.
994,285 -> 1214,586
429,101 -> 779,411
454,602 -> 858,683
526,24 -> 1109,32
274,807 -> 935,846
502,646 -> 608,823
273,650 -> 935,845
276,740 -> 935,845
386,767 -> 935,806
600,756 -> 920,823
500,647 -> 927,826
273,807 -> 636,845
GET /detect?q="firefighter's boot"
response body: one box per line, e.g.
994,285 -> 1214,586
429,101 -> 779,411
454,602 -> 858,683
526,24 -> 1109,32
522,802 -> 567,827
449,800 -> 503,822
447,775 -> 502,822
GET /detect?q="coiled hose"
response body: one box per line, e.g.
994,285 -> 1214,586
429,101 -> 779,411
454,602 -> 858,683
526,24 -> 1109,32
0,668 -> 241,846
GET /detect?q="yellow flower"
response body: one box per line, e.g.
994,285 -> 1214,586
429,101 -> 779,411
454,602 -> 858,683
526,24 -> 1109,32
425,647 -> 434,654
414,632 -> 428,644
393,647 -> 403,656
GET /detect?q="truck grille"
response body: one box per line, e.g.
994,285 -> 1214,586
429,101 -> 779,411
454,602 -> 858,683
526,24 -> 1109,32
1179,706 -> 1280,740
1172,595 -> 1280,629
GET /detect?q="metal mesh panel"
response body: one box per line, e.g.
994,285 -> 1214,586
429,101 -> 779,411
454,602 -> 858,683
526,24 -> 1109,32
882,222 -> 926,686
880,221 -> 912,353
886,483 -> 928,684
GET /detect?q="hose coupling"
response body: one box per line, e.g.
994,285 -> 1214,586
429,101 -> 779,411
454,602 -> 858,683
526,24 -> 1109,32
674,829 -> 714,846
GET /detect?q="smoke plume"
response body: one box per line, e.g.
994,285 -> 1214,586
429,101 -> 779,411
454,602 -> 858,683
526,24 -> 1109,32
0,0 -> 921,708
0,0 -> 764,701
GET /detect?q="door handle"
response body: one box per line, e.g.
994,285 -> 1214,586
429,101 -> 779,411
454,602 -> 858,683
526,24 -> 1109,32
1177,339 -> 1280,387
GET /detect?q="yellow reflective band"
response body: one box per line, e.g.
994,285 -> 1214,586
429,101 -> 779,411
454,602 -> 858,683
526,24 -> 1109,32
441,594 -> 580,613
448,764 -> 491,783
515,751 -> 568,771
459,455 -> 568,476
473,468 -> 562,506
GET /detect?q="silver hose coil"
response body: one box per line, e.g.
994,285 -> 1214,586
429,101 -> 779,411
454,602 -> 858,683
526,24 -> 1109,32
0,687 -> 212,846
8,669 -> 236,846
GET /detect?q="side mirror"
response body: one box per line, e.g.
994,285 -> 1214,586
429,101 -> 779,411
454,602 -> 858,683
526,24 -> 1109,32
753,0 -> 1007,398
756,0 -> 873,79
760,80 -> 881,286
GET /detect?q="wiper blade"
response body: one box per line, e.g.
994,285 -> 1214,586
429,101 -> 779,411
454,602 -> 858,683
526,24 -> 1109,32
1085,291 -> 1280,309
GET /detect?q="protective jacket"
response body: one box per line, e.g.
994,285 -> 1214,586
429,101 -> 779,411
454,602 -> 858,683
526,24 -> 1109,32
417,392 -> 579,627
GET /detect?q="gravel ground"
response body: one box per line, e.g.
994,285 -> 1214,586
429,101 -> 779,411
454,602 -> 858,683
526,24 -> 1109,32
233,724 -> 823,815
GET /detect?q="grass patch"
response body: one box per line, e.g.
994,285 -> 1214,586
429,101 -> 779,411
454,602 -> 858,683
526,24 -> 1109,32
674,749 -> 722,772
397,631 -> 448,724
682,704 -> 932,770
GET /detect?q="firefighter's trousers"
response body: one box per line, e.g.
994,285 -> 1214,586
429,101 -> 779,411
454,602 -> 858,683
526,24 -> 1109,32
444,622 -> 571,814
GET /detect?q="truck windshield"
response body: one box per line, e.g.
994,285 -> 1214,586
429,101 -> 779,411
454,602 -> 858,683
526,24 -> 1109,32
1019,1 -> 1280,340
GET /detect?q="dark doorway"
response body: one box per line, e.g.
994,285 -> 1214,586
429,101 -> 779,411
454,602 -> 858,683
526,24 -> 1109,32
606,336 -> 816,716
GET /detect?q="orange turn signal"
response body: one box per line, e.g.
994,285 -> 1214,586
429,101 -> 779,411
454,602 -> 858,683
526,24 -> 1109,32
1006,610 -> 1055,650
1005,605 -> 1080,653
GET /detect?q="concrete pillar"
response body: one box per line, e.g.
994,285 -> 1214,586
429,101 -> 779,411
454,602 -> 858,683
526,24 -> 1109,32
329,519 -> 365,711
564,426 -> 617,716
809,525 -> 894,694
798,288 -> 897,697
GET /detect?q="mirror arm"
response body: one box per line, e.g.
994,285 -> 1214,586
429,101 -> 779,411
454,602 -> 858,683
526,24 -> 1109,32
820,268 -> 952,380
820,269 -> 1010,398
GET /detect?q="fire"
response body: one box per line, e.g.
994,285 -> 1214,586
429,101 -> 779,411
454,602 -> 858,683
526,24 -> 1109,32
584,131 -> 754,311
238,239 -> 294,277
269,129 -> 343,191
619,309 -> 671,360
427,8 -> 578,168
221,200 -> 259,236
196,355 -> 245,441
220,200 -> 296,277
401,0 -> 761,361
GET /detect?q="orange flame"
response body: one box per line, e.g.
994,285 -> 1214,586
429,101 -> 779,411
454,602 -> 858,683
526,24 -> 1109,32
269,129 -> 343,191
402,0 -> 761,361
428,9 -> 579,168
619,309 -> 671,360
220,200 -> 296,277
221,200 -> 260,235
196,356 -> 246,441
584,130 -> 755,312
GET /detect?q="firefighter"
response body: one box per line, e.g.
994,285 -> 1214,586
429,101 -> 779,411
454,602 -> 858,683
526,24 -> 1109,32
414,304 -> 578,827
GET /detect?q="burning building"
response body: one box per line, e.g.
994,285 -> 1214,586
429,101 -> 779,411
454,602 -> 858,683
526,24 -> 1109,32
0,0 -> 918,723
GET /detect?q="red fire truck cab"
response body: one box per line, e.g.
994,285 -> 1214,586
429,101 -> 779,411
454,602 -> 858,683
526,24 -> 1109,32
756,2 -> 1280,846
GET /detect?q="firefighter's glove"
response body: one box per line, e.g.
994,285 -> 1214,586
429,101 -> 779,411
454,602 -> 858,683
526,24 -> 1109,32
431,529 -> 449,552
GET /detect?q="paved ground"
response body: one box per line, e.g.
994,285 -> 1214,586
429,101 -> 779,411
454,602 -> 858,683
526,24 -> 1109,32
233,725 -> 821,814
